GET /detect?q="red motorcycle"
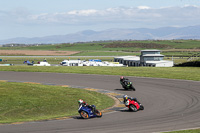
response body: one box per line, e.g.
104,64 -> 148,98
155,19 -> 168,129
124,98 -> 144,112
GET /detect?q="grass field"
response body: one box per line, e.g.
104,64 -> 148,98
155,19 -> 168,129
162,51 -> 200,57
0,66 -> 200,81
1,40 -> 200,51
163,129 -> 200,133
72,51 -> 140,56
0,82 -> 114,124
1,40 -> 200,57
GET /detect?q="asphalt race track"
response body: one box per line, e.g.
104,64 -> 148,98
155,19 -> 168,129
0,71 -> 200,133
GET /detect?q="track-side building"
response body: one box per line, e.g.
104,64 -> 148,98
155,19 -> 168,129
114,49 -> 174,67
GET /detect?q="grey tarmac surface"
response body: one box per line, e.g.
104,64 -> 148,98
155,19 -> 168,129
0,71 -> 200,133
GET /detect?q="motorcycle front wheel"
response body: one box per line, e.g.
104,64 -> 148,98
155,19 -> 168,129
95,110 -> 103,118
131,85 -> 136,91
140,105 -> 144,110
80,111 -> 89,119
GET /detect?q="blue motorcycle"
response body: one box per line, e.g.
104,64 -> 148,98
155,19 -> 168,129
78,105 -> 102,119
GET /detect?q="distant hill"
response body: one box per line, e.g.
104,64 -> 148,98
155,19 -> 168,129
0,25 -> 200,44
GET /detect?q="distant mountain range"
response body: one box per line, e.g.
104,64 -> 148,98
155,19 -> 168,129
1,25 -> 200,44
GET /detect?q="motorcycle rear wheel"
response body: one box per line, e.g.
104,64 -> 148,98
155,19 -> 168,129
80,111 -> 89,119
129,105 -> 137,112
123,86 -> 128,90
95,110 -> 103,118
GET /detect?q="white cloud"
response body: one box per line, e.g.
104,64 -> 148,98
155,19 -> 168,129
137,6 -> 150,9
2,6 -> 200,28
68,9 -> 97,16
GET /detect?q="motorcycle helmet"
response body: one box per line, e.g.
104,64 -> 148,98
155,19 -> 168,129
120,76 -> 124,80
78,99 -> 83,104
123,95 -> 128,100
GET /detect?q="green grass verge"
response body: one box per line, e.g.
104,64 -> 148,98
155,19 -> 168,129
0,82 -> 114,124
163,129 -> 200,133
1,40 -> 200,51
0,66 -> 200,81
71,51 -> 140,56
162,51 -> 200,57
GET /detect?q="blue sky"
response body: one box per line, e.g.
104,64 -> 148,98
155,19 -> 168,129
0,0 -> 200,40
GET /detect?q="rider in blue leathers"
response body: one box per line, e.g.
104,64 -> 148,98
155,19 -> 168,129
78,99 -> 96,115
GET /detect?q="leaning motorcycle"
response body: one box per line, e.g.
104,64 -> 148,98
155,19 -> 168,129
120,80 -> 136,91
78,105 -> 102,119
124,99 -> 144,112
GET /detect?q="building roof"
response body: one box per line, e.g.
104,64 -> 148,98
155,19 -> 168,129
123,57 -> 140,61
141,49 -> 161,52
114,56 -> 138,59
146,60 -> 173,64
142,54 -> 164,57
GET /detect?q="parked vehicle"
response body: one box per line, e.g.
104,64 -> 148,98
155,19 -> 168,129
23,60 -> 34,65
60,60 -> 84,66
78,105 -> 102,119
33,61 -> 51,66
124,98 -> 144,112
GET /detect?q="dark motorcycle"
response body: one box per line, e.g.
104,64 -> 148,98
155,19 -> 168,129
120,80 -> 136,91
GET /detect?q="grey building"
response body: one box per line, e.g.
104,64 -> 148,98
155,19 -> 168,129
114,49 -> 174,67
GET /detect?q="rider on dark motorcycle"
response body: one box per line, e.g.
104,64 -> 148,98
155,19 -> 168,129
120,76 -> 129,87
78,99 -> 96,115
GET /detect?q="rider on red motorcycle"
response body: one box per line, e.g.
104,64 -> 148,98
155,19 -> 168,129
123,95 -> 141,105
123,95 -> 144,111
78,99 -> 96,115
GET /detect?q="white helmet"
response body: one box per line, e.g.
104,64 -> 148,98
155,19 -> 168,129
123,95 -> 128,100
78,99 -> 83,104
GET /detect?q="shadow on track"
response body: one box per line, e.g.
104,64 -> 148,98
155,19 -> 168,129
71,116 -> 85,120
115,88 -> 134,91
72,116 -> 101,120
